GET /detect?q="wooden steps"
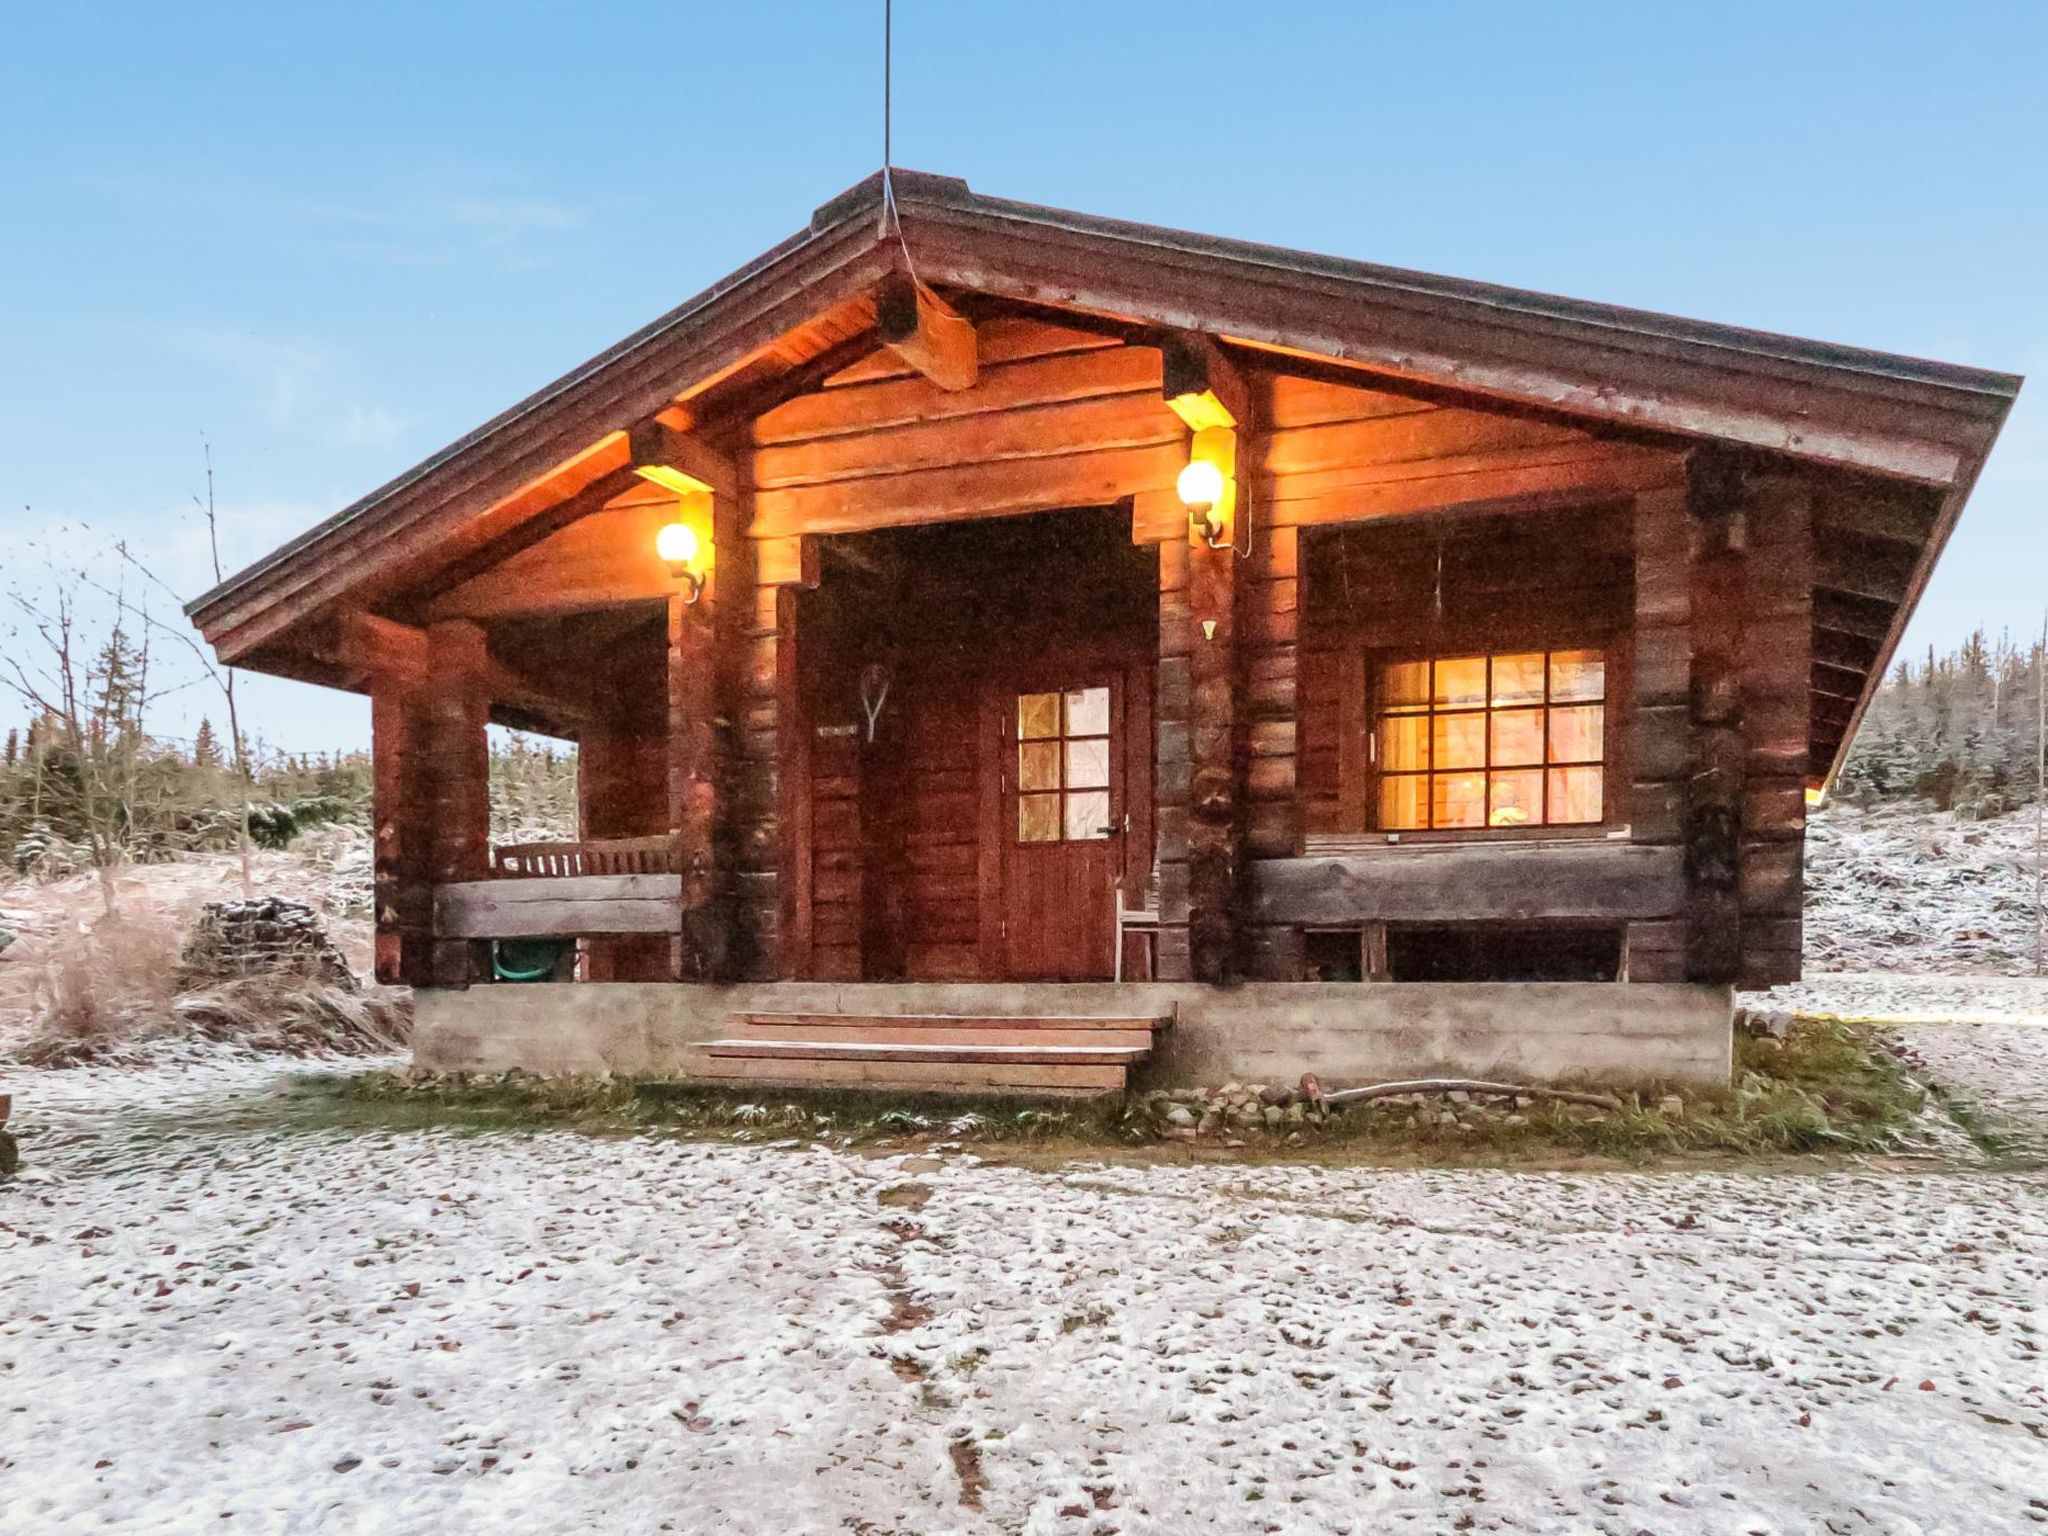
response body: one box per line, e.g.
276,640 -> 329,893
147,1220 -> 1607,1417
688,1011 -> 1171,1098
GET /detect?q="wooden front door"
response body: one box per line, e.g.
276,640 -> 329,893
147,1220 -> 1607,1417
1001,676 -> 1123,979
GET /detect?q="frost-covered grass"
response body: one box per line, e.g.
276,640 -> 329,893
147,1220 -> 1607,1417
316,1014 -> 1936,1167
2,1054 -> 2044,1534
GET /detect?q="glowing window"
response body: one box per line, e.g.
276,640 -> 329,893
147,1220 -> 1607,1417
1376,650 -> 1604,830
1017,687 -> 1113,843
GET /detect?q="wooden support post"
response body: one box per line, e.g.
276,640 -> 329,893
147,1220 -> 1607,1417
875,270 -> 978,391
1186,527 -> 1242,984
1626,480 -> 1693,982
1683,449 -> 1748,984
424,620 -> 492,988
370,681 -> 433,987
1736,472 -> 1813,987
669,587 -> 724,981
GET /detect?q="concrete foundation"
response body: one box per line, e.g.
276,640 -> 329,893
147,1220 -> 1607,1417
412,980 -> 1734,1088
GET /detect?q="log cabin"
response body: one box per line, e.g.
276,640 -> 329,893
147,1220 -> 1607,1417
188,171 -> 2019,1093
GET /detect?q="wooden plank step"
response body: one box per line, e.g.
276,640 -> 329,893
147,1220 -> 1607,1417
701,1039 -> 1149,1066
734,1012 -> 1172,1032
690,1055 -> 1128,1094
731,1021 -> 1155,1049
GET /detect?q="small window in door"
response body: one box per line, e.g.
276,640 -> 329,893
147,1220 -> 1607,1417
1017,687 -> 1112,842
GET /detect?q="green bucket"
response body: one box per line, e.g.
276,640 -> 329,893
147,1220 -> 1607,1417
493,937 -> 568,983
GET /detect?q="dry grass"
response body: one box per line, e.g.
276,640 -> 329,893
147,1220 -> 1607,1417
1,849 -> 400,1067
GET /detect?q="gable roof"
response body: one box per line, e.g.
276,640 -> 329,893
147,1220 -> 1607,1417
188,170 -> 2021,780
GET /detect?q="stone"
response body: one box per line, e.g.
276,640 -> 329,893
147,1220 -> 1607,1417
1657,1095 -> 1685,1118
1503,1114 -> 1527,1126
1258,1084 -> 1292,1107
1163,1104 -> 1197,1128
1447,1090 -> 1471,1105
1262,1106 -> 1286,1128
1284,1103 -> 1306,1124
1285,1131 -> 1307,1148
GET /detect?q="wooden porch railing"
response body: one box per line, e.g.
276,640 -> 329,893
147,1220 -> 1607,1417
490,834 -> 680,878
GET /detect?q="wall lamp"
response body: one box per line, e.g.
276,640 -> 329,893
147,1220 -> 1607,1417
1177,425 -> 1237,549
635,463 -> 714,604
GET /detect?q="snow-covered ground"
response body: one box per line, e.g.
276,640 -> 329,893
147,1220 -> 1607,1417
4,1049 -> 2046,1535
1803,802 -> 2046,975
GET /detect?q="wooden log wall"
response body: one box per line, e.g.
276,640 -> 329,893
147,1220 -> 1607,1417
729,534 -> 807,981
578,706 -> 670,982
748,319 -> 1183,539
1297,502 -> 1638,839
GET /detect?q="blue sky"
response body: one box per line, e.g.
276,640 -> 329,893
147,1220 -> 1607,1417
2,2 -> 2041,752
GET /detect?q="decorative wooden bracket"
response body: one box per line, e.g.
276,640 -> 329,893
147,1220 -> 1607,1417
875,270 -> 978,391
628,421 -> 739,501
1160,332 -> 1250,433
328,609 -> 591,732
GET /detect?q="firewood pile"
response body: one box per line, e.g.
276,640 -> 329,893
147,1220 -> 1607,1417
176,897 -> 357,993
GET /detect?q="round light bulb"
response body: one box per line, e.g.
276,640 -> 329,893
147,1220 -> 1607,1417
1177,457 -> 1225,512
655,521 -> 699,568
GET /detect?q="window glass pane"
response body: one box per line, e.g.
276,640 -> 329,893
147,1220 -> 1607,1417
1490,653 -> 1545,707
1488,769 -> 1542,827
1433,657 -> 1487,708
1549,705 -> 1604,764
1550,650 -> 1605,703
1381,774 -> 1428,830
1379,712 -> 1428,772
1064,790 -> 1111,841
1383,660 -> 1430,708
1018,692 -> 1060,740
1489,708 -> 1543,767
1018,794 -> 1060,843
1018,740 -> 1060,792
1065,737 -> 1110,790
1432,711 -> 1485,770
1548,766 -> 1603,824
1065,686 -> 1110,738
1433,772 -> 1486,829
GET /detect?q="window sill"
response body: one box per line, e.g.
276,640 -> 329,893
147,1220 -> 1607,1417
1303,825 -> 1632,856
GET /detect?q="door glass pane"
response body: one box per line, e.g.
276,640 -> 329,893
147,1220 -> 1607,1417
1018,793 -> 1060,843
1432,711 -> 1485,770
1433,657 -> 1487,708
1018,740 -> 1060,792
1550,650 -> 1605,703
1064,790 -> 1111,841
1489,653 -> 1545,707
1548,766 -> 1603,823
1065,686 -> 1110,737
1488,769 -> 1542,827
1018,692 -> 1060,740
1383,659 -> 1430,708
1065,737 -> 1110,789
1433,772 -> 1486,828
1489,708 -> 1543,766
1379,712 -> 1428,772
1381,774 -> 1428,830
1548,705 -> 1604,764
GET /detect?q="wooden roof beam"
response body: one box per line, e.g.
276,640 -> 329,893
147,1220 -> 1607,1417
875,270 -> 977,391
